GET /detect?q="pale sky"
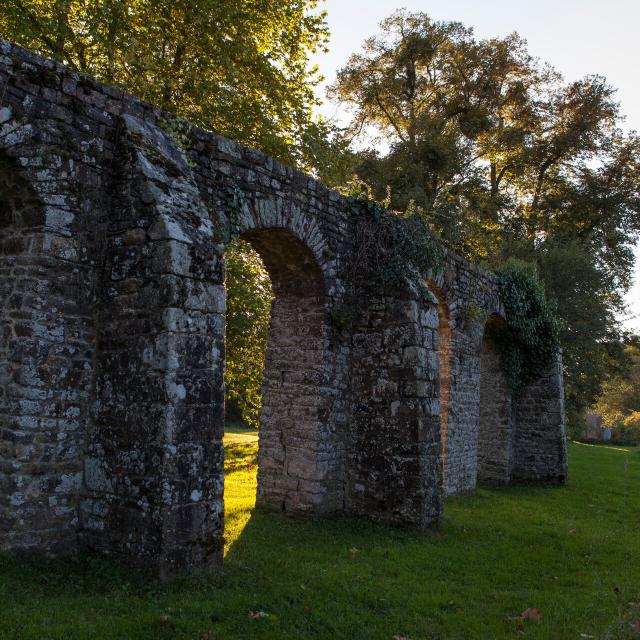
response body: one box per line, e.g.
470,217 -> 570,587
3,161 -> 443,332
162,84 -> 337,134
311,0 -> 640,331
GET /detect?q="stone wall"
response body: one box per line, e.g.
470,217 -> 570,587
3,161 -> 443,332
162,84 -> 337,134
477,315 -> 514,484
0,40 -> 567,575
80,115 -> 225,576
347,293 -> 442,528
513,353 -> 568,483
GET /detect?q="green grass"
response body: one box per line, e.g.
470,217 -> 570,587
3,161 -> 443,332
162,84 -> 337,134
1,441 -> 639,639
223,422 -> 258,553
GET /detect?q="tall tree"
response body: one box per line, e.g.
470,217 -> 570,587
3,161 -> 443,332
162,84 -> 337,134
225,239 -> 273,427
330,10 -> 640,425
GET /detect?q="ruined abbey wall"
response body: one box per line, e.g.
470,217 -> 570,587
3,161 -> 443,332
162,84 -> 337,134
0,41 -> 567,576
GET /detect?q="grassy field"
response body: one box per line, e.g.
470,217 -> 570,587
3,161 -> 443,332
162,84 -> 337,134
1,432 -> 639,639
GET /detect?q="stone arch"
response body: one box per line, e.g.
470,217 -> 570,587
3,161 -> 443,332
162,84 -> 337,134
0,101 -> 101,553
477,313 -> 513,484
0,43 -> 570,574
232,227 -> 342,513
426,280 -> 453,491
0,150 -> 71,552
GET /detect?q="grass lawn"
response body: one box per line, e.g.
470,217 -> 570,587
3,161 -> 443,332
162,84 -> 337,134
1,435 -> 639,639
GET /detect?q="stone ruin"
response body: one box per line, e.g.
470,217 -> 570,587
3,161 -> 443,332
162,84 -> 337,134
0,41 -> 567,577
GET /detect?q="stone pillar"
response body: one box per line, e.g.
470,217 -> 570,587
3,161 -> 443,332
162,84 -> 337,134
477,320 -> 514,484
346,293 -> 442,528
512,352 -> 567,483
80,115 -> 225,576
0,148 -> 92,554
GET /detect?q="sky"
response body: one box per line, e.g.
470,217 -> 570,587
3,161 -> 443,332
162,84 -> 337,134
310,0 -> 640,331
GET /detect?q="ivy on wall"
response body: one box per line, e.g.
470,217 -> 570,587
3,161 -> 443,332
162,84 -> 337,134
158,115 -> 195,168
495,259 -> 560,393
346,192 -> 443,294
329,193 -> 443,328
221,185 -> 245,243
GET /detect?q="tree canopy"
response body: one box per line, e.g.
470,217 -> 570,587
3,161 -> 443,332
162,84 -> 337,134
329,10 -> 640,425
0,0 -> 337,170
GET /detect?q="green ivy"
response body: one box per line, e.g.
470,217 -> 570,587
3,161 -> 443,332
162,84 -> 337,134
346,191 -> 443,294
159,115 -> 195,168
222,186 -> 245,243
495,259 -> 560,393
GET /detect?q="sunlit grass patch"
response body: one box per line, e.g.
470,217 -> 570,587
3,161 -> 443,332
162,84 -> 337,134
224,423 -> 258,555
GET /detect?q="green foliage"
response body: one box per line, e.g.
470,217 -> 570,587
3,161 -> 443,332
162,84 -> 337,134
495,259 -> 560,393
159,115 -> 194,167
331,9 -> 640,419
615,413 -> 640,445
329,191 -> 443,329
2,443 -> 639,638
346,191 -> 443,293
0,0 -> 337,172
504,239 -> 623,425
224,239 -> 273,428
221,186 -> 245,243
594,342 -> 640,444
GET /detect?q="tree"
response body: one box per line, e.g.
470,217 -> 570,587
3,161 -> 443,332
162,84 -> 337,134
329,10 -> 640,425
225,239 -> 273,427
0,0 -> 337,169
594,341 -> 640,443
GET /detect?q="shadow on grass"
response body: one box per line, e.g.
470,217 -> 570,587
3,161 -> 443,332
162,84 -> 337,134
1,443 -> 639,639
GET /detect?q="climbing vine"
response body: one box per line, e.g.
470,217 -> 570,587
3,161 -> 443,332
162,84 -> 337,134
332,192 -> 443,327
221,185 -> 245,243
158,115 -> 195,168
330,191 -> 444,328
495,259 -> 560,393
347,192 -> 443,290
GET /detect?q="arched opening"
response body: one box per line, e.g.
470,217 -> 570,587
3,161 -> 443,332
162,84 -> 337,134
477,313 -> 513,484
223,227 -> 333,551
0,153 -> 46,407
427,282 -> 453,492
0,153 -> 55,550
